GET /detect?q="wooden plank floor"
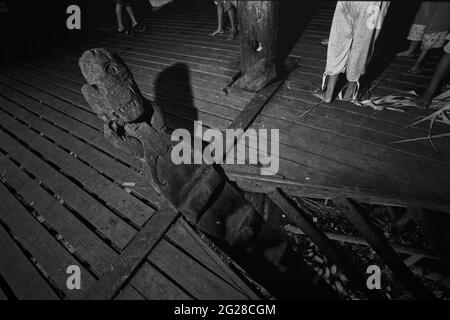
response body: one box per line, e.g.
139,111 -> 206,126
0,1 -> 261,297
224,2 -> 450,208
0,165 -> 257,299
0,0 -> 449,300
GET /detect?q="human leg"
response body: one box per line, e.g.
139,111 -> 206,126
313,74 -> 339,103
398,23 -> 425,57
227,8 -> 237,39
415,51 -> 450,108
345,2 -> 387,101
125,5 -> 139,26
314,1 -> 353,103
114,2 -> 125,31
211,1 -> 224,36
397,40 -> 420,57
410,31 -> 448,73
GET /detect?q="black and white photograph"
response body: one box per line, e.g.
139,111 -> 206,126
0,0 -> 450,310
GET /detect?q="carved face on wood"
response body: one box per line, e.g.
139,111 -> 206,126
79,48 -> 145,124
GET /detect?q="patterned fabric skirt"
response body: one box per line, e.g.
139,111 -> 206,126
445,34 -> 450,54
407,24 -> 449,50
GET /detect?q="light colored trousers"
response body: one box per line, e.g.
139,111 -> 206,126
325,1 -> 389,82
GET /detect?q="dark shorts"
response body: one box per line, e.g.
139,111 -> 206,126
113,0 -> 131,6
213,0 -> 235,12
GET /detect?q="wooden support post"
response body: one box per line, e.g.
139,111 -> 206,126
268,190 -> 385,300
333,197 -> 436,300
243,192 -> 339,299
409,206 -> 450,268
404,254 -> 425,267
235,0 -> 279,92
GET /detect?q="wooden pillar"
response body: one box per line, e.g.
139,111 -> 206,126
235,0 -> 279,92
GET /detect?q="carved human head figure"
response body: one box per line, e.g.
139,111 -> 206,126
79,48 -> 145,124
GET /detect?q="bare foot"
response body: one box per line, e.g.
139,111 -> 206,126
342,83 -> 357,101
397,50 -> 415,57
227,29 -> 237,40
313,88 -> 332,103
342,91 -> 353,101
415,92 -> 433,108
210,28 -> 224,36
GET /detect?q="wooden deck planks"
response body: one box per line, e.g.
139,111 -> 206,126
2,60 -> 236,131
278,76 -> 445,129
142,5 -> 438,112
82,204 -> 179,300
0,225 -> 59,300
0,123 -> 136,250
130,263 -> 193,300
136,3 -> 450,208
141,15 -> 436,98
94,6 -> 450,204
16,50 -> 248,113
270,93 -> 450,151
1,59 -> 357,193
115,284 -> 146,300
0,182 -> 95,299
249,113 -> 450,199
83,5 -> 450,204
0,156 -> 117,277
0,0 -> 449,300
25,54 -> 249,104
166,219 -> 260,299
0,99 -> 154,228
0,75 -> 141,170
148,238 -> 249,300
10,58 -> 400,190
0,107 -> 149,229
0,84 -> 161,207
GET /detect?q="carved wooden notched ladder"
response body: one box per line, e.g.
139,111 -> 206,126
77,47 -> 329,299
77,45 -> 447,300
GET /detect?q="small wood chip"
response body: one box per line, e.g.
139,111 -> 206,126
324,267 -> 330,279
334,280 -> 344,293
122,182 -> 136,187
313,256 -> 324,264
338,273 -> 348,282
330,265 -> 337,275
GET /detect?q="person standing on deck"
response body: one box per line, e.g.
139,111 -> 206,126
113,0 -> 146,36
210,0 -> 238,40
314,1 -> 390,104
415,36 -> 450,108
397,2 -> 450,74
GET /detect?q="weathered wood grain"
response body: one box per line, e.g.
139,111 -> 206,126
0,225 -> 59,300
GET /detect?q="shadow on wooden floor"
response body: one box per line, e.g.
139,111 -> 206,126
364,0 -> 423,87
277,1 -> 322,70
155,63 -> 198,133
